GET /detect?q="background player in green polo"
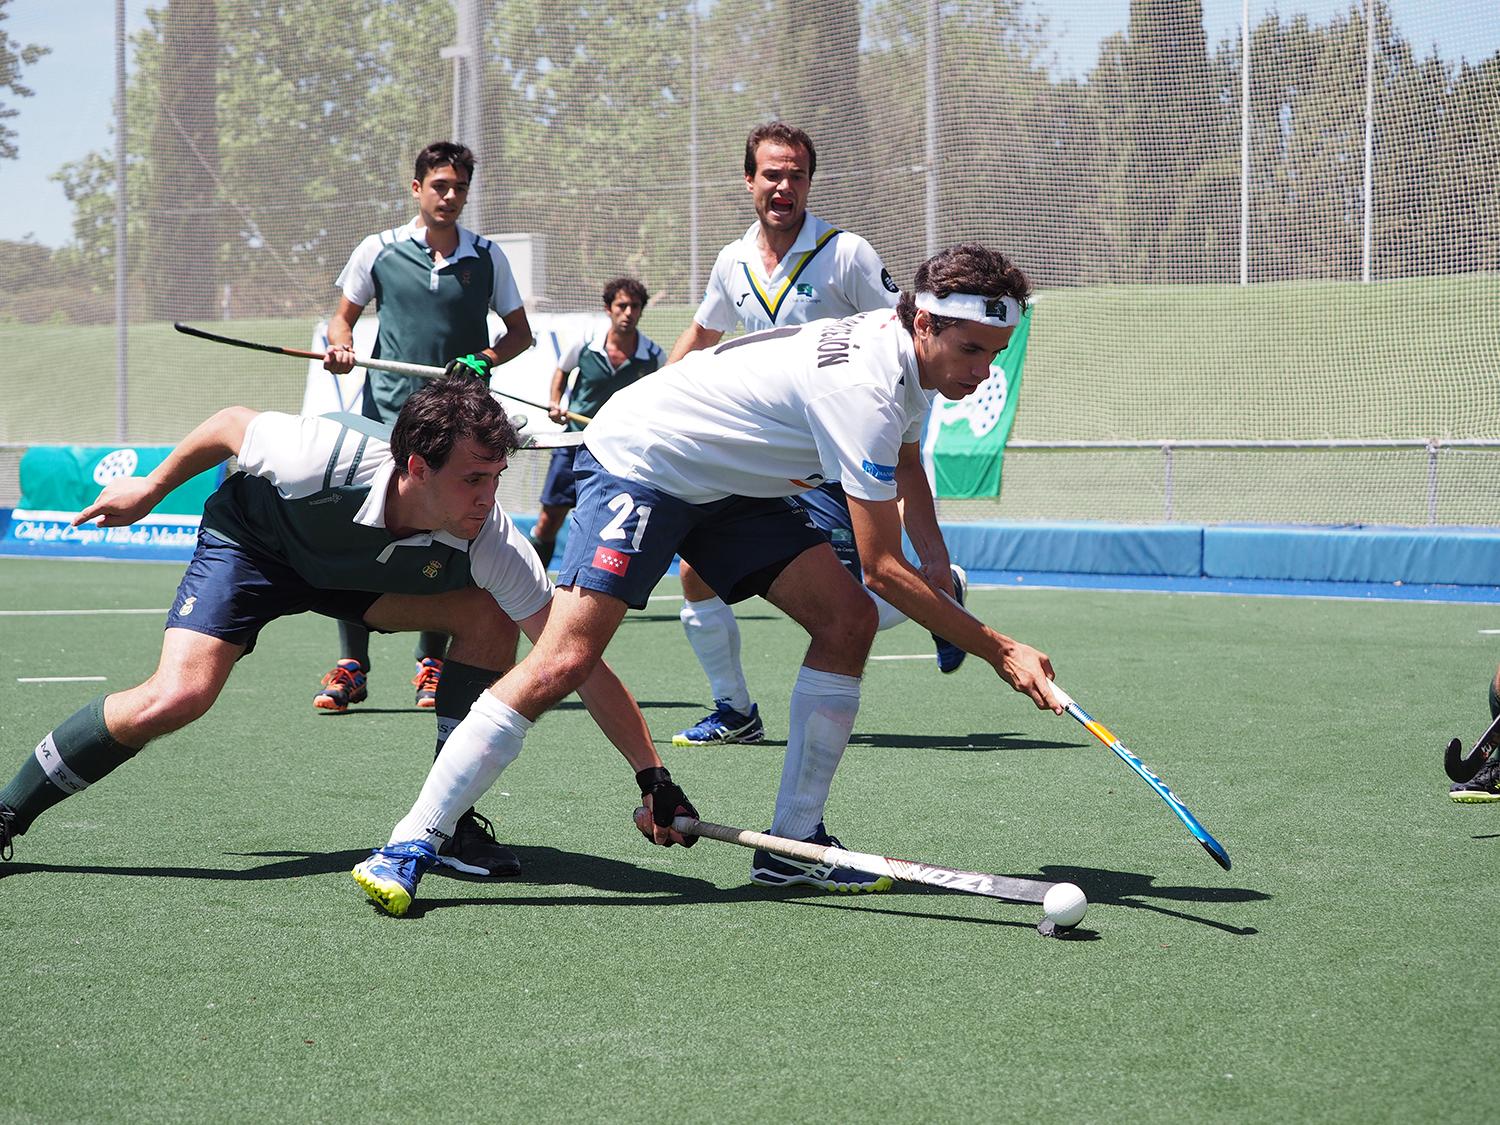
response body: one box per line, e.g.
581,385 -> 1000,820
318,140 -> 535,714
0,378 -> 694,880
529,277 -> 663,567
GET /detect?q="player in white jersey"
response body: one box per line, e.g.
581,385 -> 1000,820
353,243 -> 1061,912
666,122 -> 969,749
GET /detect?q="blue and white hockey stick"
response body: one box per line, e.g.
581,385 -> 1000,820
1049,681 -> 1232,871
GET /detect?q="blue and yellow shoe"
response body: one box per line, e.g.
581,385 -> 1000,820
932,564 -> 969,674
750,822 -> 893,894
352,840 -> 437,916
672,701 -> 765,747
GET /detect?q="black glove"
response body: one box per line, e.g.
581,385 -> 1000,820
636,766 -> 698,848
443,352 -> 493,380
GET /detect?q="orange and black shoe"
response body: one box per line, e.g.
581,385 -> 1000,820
314,659 -> 368,713
412,657 -> 443,710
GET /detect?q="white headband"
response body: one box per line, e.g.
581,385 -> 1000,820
915,290 -> 1023,328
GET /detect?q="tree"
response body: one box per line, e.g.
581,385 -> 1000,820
0,0 -> 49,160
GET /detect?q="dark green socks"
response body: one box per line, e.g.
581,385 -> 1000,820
529,535 -> 556,567
0,697 -> 141,834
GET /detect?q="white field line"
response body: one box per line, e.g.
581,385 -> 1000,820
0,608 -> 167,616
18,676 -> 108,683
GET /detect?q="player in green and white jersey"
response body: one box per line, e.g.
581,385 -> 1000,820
317,141 -> 535,715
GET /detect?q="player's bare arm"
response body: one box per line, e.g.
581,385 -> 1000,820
667,320 -> 723,364
846,493 -> 1059,711
893,439 -> 955,597
512,599 -> 690,846
74,407 -> 257,529
323,296 -> 364,374
547,366 -> 569,424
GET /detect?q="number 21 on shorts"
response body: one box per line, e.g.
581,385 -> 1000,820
600,492 -> 652,551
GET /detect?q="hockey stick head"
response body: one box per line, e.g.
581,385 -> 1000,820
1444,713 -> 1500,783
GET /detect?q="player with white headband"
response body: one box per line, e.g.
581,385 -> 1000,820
351,242 -> 1063,913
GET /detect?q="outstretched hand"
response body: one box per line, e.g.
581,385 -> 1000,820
73,477 -> 162,529
996,641 -> 1063,713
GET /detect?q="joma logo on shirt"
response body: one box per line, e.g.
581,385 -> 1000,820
423,561 -> 442,578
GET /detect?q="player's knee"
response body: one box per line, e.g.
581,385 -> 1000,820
527,642 -> 601,704
134,680 -> 220,734
813,587 -> 878,654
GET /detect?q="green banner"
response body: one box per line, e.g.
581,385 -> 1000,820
18,445 -> 224,516
923,305 -> 1032,499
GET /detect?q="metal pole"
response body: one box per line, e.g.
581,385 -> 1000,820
924,0 -> 938,257
1362,0 -> 1375,283
448,0 -> 482,212
1163,443 -> 1175,521
689,1 -> 700,298
115,0 -> 127,441
1240,0 -> 1250,285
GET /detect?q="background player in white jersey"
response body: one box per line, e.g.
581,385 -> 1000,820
352,243 -> 1059,914
0,379 -> 693,894
666,121 -> 969,749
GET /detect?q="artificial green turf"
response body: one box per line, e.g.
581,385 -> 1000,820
3,556 -> 1498,1121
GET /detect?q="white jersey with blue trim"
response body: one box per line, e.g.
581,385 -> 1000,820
693,213 -> 899,334
584,311 -> 935,505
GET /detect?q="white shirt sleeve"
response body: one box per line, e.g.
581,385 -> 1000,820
486,243 -> 524,316
693,247 -> 742,333
804,383 -> 906,502
335,234 -> 385,307
469,506 -> 554,620
556,336 -> 585,373
838,234 -> 901,314
237,413 -> 353,499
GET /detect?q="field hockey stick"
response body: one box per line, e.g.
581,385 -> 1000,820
172,322 -> 593,425
640,809 -> 1081,923
1444,712 -> 1500,783
1048,681 -> 1232,871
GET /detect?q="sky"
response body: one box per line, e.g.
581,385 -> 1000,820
0,0 -> 1496,248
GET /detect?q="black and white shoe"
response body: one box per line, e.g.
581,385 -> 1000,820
435,808 -> 521,876
0,802 -> 15,861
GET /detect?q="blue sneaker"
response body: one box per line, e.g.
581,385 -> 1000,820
672,701 -> 765,746
352,840 -> 437,916
932,564 -> 968,674
750,822 -> 894,894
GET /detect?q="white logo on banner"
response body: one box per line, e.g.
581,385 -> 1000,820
934,370 -> 1009,439
93,448 -> 140,484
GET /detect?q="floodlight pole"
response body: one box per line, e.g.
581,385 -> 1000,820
689,1 -> 700,298
114,0 -> 127,441
924,0 -> 938,257
1239,0 -> 1250,286
1361,0 -> 1375,283
444,0 -> 484,210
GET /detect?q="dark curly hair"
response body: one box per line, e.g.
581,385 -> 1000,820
390,377 -> 520,473
414,141 -> 475,185
602,277 -> 649,308
896,244 -> 1031,335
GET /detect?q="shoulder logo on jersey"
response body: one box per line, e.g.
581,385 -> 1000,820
881,268 -> 899,294
422,560 -> 443,579
592,546 -> 630,576
861,459 -> 897,483
178,595 -> 197,617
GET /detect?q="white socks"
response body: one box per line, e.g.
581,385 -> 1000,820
388,690 -> 532,848
680,596 -> 752,713
871,590 -> 906,632
771,666 -> 862,840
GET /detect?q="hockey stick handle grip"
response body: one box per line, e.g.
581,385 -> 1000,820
1046,680 -> 1076,710
670,816 -> 832,865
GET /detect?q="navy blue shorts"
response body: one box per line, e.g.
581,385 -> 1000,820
555,447 -> 827,610
794,481 -> 862,583
165,531 -> 384,657
538,445 -> 579,509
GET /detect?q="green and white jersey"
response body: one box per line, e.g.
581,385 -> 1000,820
336,218 -> 524,422
201,412 -> 551,620
693,212 -> 899,335
557,328 -> 663,432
